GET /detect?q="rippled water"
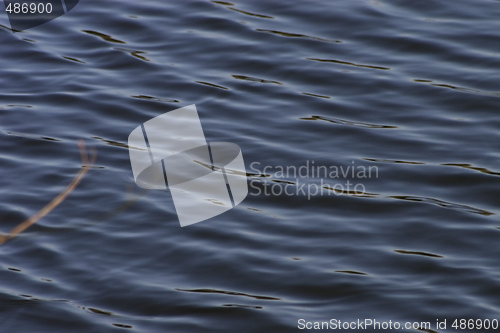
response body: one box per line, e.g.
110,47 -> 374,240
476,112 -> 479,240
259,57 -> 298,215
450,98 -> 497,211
1,0 -> 500,332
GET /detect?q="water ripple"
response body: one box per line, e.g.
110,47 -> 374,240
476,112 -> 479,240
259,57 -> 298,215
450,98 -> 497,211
307,58 -> 390,70
256,29 -> 340,43
232,74 -> 282,85
176,288 -> 280,301
390,195 -> 493,216
394,250 -> 444,259
300,115 -> 397,129
82,30 -> 126,44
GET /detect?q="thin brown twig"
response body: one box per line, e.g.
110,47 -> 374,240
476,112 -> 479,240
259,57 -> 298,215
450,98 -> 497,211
0,140 -> 96,245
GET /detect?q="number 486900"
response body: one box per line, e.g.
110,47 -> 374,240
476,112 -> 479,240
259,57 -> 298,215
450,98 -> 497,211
5,2 -> 53,14
452,319 -> 498,330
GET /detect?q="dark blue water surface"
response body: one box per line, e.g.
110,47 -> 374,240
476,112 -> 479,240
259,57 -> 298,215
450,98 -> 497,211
1,0 -> 500,332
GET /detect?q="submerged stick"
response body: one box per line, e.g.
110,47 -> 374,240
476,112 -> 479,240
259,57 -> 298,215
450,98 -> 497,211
0,140 -> 96,245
